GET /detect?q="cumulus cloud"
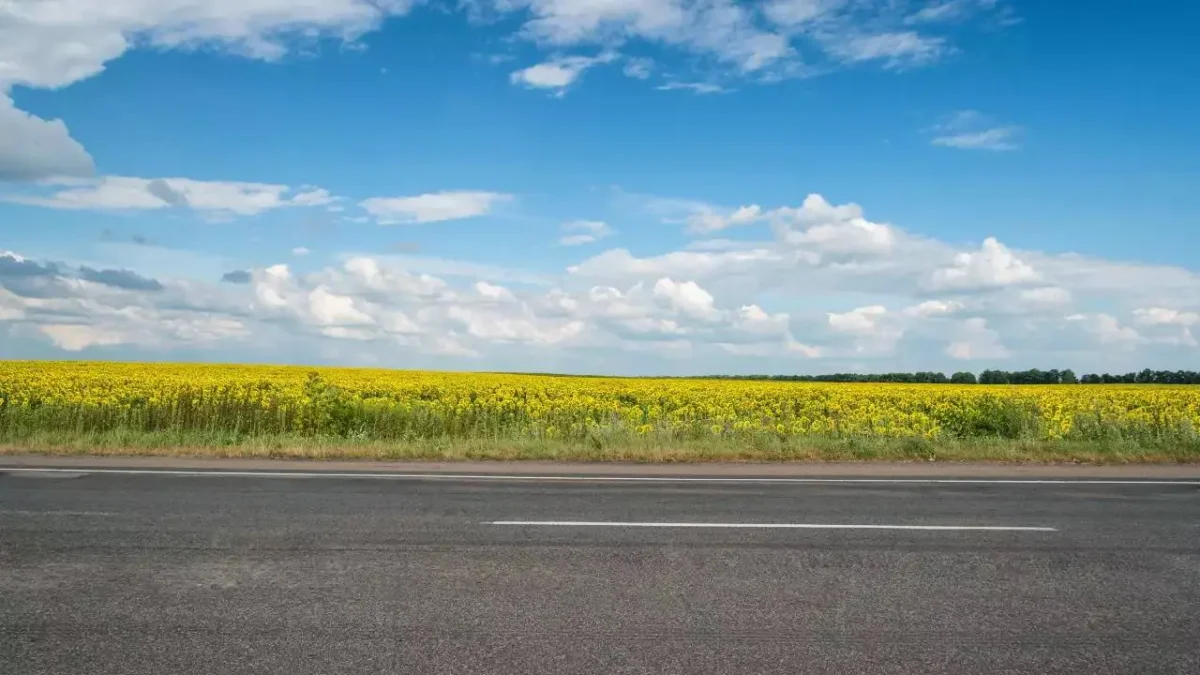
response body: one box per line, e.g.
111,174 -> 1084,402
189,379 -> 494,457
0,95 -> 95,181
903,299 -> 963,318
1019,286 -> 1071,307
360,191 -> 511,224
1134,307 -> 1200,326
510,53 -> 617,93
653,278 -> 720,320
1067,313 -> 1142,347
946,317 -> 1010,360
929,237 -> 1037,290
5,178 -> 1198,371
826,305 -> 909,355
686,205 -> 763,233
828,305 -> 887,334
773,194 -> 897,255
475,281 -> 516,302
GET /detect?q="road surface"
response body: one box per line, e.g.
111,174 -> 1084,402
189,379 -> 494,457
2,465 -> 1198,674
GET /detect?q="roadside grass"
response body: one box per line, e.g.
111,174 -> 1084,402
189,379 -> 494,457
2,428 -> 1198,463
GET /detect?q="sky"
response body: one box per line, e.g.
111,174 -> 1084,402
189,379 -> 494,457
1,0 -> 1198,375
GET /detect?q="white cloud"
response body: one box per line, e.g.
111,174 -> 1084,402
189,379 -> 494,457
685,204 -> 762,233
252,264 -> 295,309
360,191 -> 511,224
0,1 -> 420,186
946,317 -> 1010,360
292,247 -> 311,256
732,304 -> 790,335
930,237 -> 1037,290
931,110 -> 1022,151
475,281 -> 516,302
0,0 -> 1013,192
666,194 -> 898,257
36,324 -> 127,352
6,176 -> 332,215
762,0 -> 841,27
653,278 -> 720,320
488,0 -> 1004,85
770,194 -> 898,255
291,188 -> 336,207
656,82 -> 728,94
505,0 -> 795,73
933,127 -> 1021,151
622,58 -> 654,79
8,175 -> 1198,372
0,94 -> 95,181
786,339 -> 824,358
906,0 -> 975,24
828,305 -> 887,334
0,1 -> 416,91
1019,286 -> 1071,307
341,257 -> 447,297
1133,307 -> 1200,326
559,219 -> 614,246
826,304 -> 907,355
906,0 -> 1013,25
570,246 -> 781,282
824,31 -> 946,68
510,52 -> 616,92
903,299 -> 963,318
307,286 -> 373,326
1067,313 -> 1142,346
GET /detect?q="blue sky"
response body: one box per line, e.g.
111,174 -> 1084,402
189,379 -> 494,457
1,0 -> 1198,374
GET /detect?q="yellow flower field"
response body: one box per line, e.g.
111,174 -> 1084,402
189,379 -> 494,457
2,362 -> 1198,449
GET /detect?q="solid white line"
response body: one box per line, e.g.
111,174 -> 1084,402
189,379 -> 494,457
2,467 -> 1198,485
490,521 -> 1058,532
0,509 -> 114,517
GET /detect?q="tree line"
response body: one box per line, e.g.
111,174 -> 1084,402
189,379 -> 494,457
702,369 -> 1200,385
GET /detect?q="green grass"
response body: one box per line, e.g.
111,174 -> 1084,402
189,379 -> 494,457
3,428 -> 1198,464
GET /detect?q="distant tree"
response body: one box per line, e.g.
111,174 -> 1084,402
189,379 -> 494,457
978,369 -> 1010,385
697,369 -> 1199,384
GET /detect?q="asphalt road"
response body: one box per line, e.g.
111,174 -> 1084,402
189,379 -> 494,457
2,468 -> 1198,674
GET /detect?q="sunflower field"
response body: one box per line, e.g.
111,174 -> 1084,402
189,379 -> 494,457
2,362 -> 1198,453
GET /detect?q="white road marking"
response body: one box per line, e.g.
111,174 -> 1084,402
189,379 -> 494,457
490,521 -> 1058,532
0,467 -> 1197,485
0,509 -> 114,517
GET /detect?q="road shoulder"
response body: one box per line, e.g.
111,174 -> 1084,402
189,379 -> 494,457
3,454 -> 1200,478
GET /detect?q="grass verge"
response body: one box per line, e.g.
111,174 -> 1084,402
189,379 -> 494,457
2,429 -> 1198,463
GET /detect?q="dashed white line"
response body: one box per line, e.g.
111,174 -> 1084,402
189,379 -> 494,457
2,467 -> 1198,485
490,521 -> 1059,532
